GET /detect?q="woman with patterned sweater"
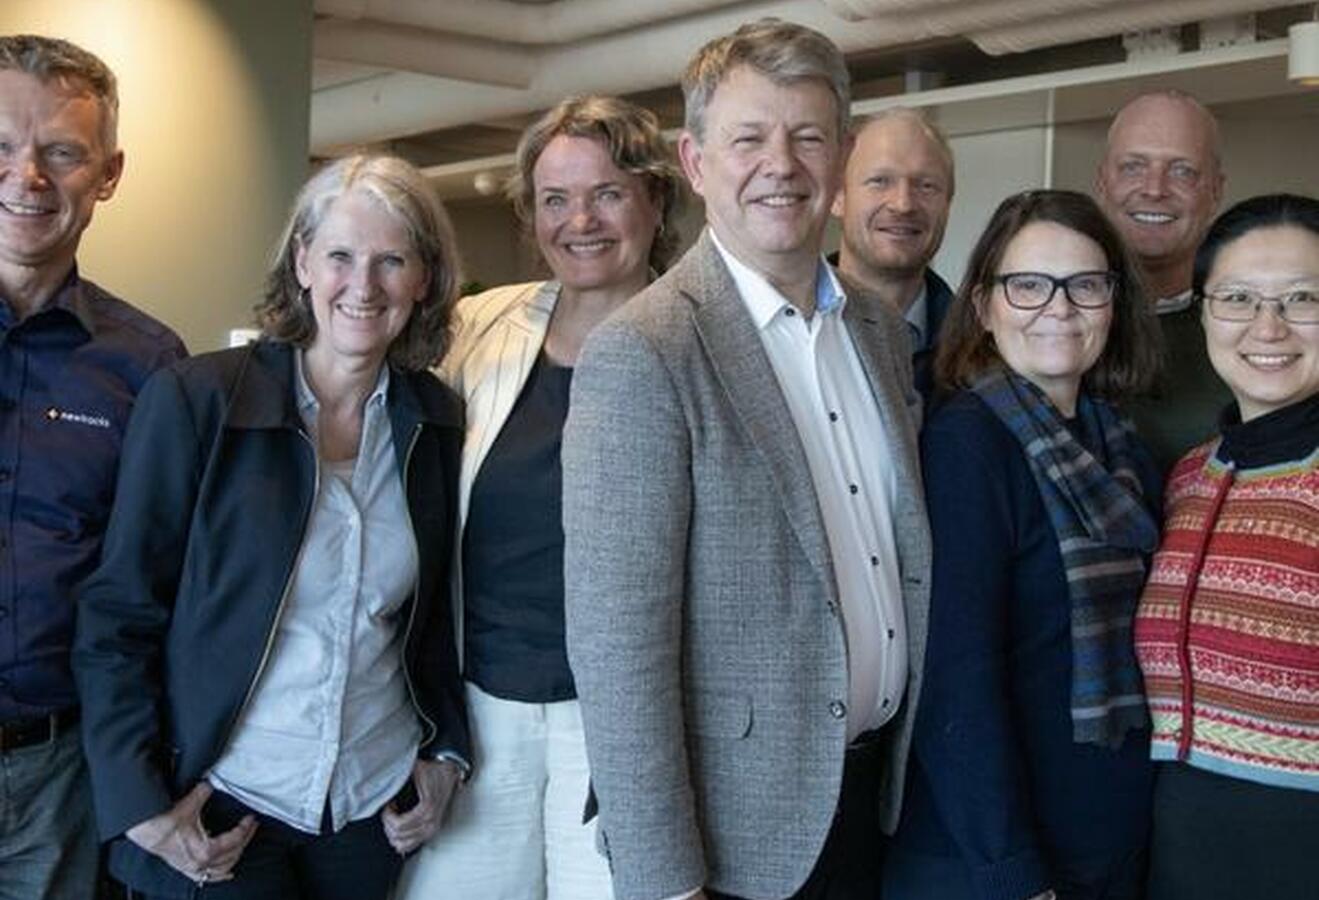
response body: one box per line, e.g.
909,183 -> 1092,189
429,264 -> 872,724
1134,193 -> 1319,899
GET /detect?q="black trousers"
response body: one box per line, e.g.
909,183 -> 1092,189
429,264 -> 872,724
712,737 -> 888,900
1147,762 -> 1319,900
136,790 -> 402,900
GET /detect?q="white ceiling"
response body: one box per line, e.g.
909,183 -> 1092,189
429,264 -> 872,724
307,0 -> 1316,190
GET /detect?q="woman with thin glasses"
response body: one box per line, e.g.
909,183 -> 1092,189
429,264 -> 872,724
1134,193 -> 1319,900
886,190 -> 1163,900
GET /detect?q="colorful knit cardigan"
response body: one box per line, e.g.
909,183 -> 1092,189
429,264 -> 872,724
1134,437 -> 1319,792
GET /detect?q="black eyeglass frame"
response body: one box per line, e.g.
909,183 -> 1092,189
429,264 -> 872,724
1200,288 -> 1319,325
993,270 -> 1119,310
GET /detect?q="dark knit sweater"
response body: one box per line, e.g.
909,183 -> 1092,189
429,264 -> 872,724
1127,301 -> 1234,477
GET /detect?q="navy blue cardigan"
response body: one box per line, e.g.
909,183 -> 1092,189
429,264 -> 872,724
893,391 -> 1157,900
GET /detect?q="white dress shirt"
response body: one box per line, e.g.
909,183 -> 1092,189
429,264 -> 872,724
711,234 -> 909,742
208,354 -> 421,833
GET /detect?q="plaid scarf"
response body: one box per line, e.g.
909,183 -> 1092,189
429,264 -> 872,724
971,368 -> 1158,747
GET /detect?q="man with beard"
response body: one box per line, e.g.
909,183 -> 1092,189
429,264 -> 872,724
832,109 -> 955,400
1094,91 -> 1231,471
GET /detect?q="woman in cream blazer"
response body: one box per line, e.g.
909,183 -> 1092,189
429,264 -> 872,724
396,95 -> 681,900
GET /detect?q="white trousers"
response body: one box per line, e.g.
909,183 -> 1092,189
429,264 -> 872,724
395,683 -> 614,900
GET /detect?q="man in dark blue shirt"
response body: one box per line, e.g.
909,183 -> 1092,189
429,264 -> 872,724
0,34 -> 184,900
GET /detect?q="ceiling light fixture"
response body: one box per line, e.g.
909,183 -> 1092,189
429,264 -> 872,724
1289,8 -> 1319,86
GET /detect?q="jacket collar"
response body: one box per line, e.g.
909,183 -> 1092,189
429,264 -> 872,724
224,339 -> 461,433
500,280 -> 560,340
0,266 -> 97,335
62,269 -> 99,335
923,267 -> 955,346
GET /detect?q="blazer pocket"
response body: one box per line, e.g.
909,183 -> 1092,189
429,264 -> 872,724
688,690 -> 753,740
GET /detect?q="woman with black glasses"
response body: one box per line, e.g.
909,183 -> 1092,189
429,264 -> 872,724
1134,193 -> 1319,900
886,190 -> 1163,900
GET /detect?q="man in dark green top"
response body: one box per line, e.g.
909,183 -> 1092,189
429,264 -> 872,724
1095,90 -> 1233,473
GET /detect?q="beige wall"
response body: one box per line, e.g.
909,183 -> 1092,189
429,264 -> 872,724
447,197 -> 542,292
1053,94 -> 1319,209
2,0 -> 312,351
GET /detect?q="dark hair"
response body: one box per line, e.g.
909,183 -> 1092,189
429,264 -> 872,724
682,18 -> 850,143
0,34 -> 118,151
509,94 -> 683,273
1193,193 -> 1319,296
256,154 -> 460,371
936,189 -> 1161,399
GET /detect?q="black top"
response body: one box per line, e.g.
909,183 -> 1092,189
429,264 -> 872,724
463,352 -> 576,702
896,390 -> 1158,900
1215,391 -> 1319,468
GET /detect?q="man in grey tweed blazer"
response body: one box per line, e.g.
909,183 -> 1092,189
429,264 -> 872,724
563,19 -> 931,900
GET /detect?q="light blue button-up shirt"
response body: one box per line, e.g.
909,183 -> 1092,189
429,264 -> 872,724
208,353 -> 421,833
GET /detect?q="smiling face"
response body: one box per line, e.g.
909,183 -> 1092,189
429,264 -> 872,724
679,66 -> 843,286
981,220 -> 1115,415
1095,94 -> 1222,293
833,114 -> 952,287
295,187 -> 429,371
0,70 -> 122,287
532,134 -> 660,296
1202,225 -> 1319,422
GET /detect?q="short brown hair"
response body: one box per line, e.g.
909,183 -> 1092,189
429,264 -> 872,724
508,94 -> 683,273
682,18 -> 850,143
935,189 -> 1161,399
0,34 -> 118,151
256,154 -> 460,371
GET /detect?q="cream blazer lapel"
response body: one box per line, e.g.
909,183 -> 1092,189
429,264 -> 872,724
684,232 -> 839,603
439,281 -> 559,668
442,280 -> 560,533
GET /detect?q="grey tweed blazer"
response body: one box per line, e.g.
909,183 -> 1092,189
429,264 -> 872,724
562,231 -> 931,900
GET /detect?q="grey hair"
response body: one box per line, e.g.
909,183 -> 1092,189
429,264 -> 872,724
0,34 -> 119,152
682,18 -> 850,143
256,154 -> 461,371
